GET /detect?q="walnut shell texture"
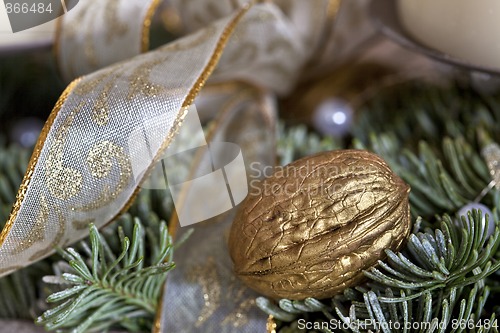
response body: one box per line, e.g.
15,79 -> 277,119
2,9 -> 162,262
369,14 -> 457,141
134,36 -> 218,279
228,149 -> 411,300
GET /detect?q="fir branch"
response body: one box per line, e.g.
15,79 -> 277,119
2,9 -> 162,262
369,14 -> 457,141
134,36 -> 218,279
276,123 -> 342,166
37,215 -> 174,333
352,82 -> 500,219
270,80 -> 500,332
277,84 -> 498,220
0,143 -> 175,322
0,145 -> 30,222
353,135 -> 492,219
258,211 -> 500,332
353,82 -> 500,147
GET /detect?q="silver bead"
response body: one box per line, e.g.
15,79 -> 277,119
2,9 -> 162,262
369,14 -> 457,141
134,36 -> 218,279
457,203 -> 495,238
312,98 -> 353,138
9,117 -> 44,148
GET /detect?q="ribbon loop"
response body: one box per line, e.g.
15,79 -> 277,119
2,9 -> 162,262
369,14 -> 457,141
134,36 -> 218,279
158,83 -> 276,333
0,3 -> 252,277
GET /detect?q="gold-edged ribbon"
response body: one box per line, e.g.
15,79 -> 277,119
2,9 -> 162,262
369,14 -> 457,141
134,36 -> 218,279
0,0 -> 376,331
0,1 -> 255,277
156,83 -> 277,333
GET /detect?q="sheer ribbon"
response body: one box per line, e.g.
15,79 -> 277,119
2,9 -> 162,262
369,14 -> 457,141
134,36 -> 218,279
0,0 -> 375,331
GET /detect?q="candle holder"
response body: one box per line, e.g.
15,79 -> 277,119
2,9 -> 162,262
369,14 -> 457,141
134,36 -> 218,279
370,0 -> 500,77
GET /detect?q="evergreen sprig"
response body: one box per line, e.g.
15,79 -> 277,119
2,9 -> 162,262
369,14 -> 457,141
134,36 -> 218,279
264,80 -> 500,332
36,214 -> 174,333
258,211 -> 500,333
367,211 -> 499,296
1,75 -> 500,332
354,134 -> 492,219
353,82 -> 500,220
0,143 -> 175,323
353,82 -> 500,148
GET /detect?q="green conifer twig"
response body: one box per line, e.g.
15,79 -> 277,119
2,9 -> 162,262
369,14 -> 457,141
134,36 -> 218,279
36,215 -> 174,333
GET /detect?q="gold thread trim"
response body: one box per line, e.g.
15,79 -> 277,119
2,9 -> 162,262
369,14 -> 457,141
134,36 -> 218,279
0,79 -> 82,247
121,1 -> 254,229
180,9 -> 250,108
151,5 -> 254,332
166,6 -> 253,240
142,0 -> 162,52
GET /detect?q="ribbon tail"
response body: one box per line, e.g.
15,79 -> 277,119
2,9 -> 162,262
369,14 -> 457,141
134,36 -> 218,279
156,83 -> 277,333
0,3 -> 253,277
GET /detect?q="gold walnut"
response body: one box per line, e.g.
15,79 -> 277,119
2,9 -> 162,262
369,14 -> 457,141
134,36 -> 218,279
228,149 -> 411,300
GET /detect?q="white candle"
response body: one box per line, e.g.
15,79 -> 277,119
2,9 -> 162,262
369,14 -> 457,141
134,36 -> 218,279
398,0 -> 500,69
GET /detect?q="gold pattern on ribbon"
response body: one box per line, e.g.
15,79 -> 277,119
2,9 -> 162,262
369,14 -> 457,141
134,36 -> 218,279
185,255 -> 258,328
127,58 -> 168,100
221,287 -> 256,327
8,195 -> 67,262
0,79 -> 81,248
45,102 -> 85,200
72,141 -> 132,212
187,257 -> 221,327
73,68 -> 124,126
11,195 -> 49,255
73,68 -> 115,95
29,206 -> 66,261
91,78 -> 115,126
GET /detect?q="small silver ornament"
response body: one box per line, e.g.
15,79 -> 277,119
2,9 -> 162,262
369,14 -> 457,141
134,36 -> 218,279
9,117 -> 44,148
312,98 -> 353,137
